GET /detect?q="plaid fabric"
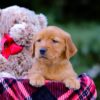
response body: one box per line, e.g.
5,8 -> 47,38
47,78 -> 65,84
0,73 -> 97,100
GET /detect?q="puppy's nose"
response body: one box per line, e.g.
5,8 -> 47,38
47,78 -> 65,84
40,48 -> 46,55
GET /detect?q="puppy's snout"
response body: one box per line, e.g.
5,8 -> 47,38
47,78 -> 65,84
40,48 -> 47,55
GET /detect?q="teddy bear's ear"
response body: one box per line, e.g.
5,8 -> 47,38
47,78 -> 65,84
0,9 -> 1,20
37,14 -> 48,28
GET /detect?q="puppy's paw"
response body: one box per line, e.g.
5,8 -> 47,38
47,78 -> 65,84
29,75 -> 45,87
63,78 -> 80,90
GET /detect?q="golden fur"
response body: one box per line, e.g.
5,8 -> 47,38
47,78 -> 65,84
28,26 -> 80,89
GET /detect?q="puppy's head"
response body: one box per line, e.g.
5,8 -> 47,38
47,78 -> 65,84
31,26 -> 77,63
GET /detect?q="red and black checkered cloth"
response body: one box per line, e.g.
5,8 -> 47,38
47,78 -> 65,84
0,73 -> 97,100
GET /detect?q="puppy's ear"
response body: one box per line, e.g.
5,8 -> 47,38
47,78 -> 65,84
30,36 -> 35,58
65,34 -> 77,59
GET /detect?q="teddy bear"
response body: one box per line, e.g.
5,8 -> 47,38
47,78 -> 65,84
0,5 -> 47,78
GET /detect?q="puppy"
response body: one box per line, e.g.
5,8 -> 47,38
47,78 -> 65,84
28,26 -> 80,89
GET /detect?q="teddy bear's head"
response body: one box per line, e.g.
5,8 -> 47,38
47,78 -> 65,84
0,5 -> 47,49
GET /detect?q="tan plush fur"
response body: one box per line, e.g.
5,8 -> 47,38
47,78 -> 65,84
0,5 -> 47,78
28,26 -> 80,89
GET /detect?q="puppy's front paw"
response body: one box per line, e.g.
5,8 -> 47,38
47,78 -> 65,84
29,75 -> 45,87
63,78 -> 80,90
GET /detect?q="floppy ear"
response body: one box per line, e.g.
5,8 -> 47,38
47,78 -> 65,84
65,34 -> 77,59
30,36 -> 35,58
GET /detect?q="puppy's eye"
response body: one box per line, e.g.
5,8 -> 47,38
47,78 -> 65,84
36,39 -> 41,42
52,39 -> 59,43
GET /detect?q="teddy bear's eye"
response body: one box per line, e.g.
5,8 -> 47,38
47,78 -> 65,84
14,20 -> 18,24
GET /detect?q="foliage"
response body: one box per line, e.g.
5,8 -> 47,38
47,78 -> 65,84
1,0 -> 100,22
73,36 -> 100,68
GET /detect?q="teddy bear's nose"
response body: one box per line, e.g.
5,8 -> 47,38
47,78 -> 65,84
40,48 -> 46,55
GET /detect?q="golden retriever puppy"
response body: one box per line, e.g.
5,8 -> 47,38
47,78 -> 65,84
28,26 -> 80,89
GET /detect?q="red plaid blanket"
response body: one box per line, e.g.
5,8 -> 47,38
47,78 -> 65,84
0,73 -> 97,100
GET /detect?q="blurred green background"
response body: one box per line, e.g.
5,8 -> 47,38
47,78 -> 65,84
0,0 -> 100,99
